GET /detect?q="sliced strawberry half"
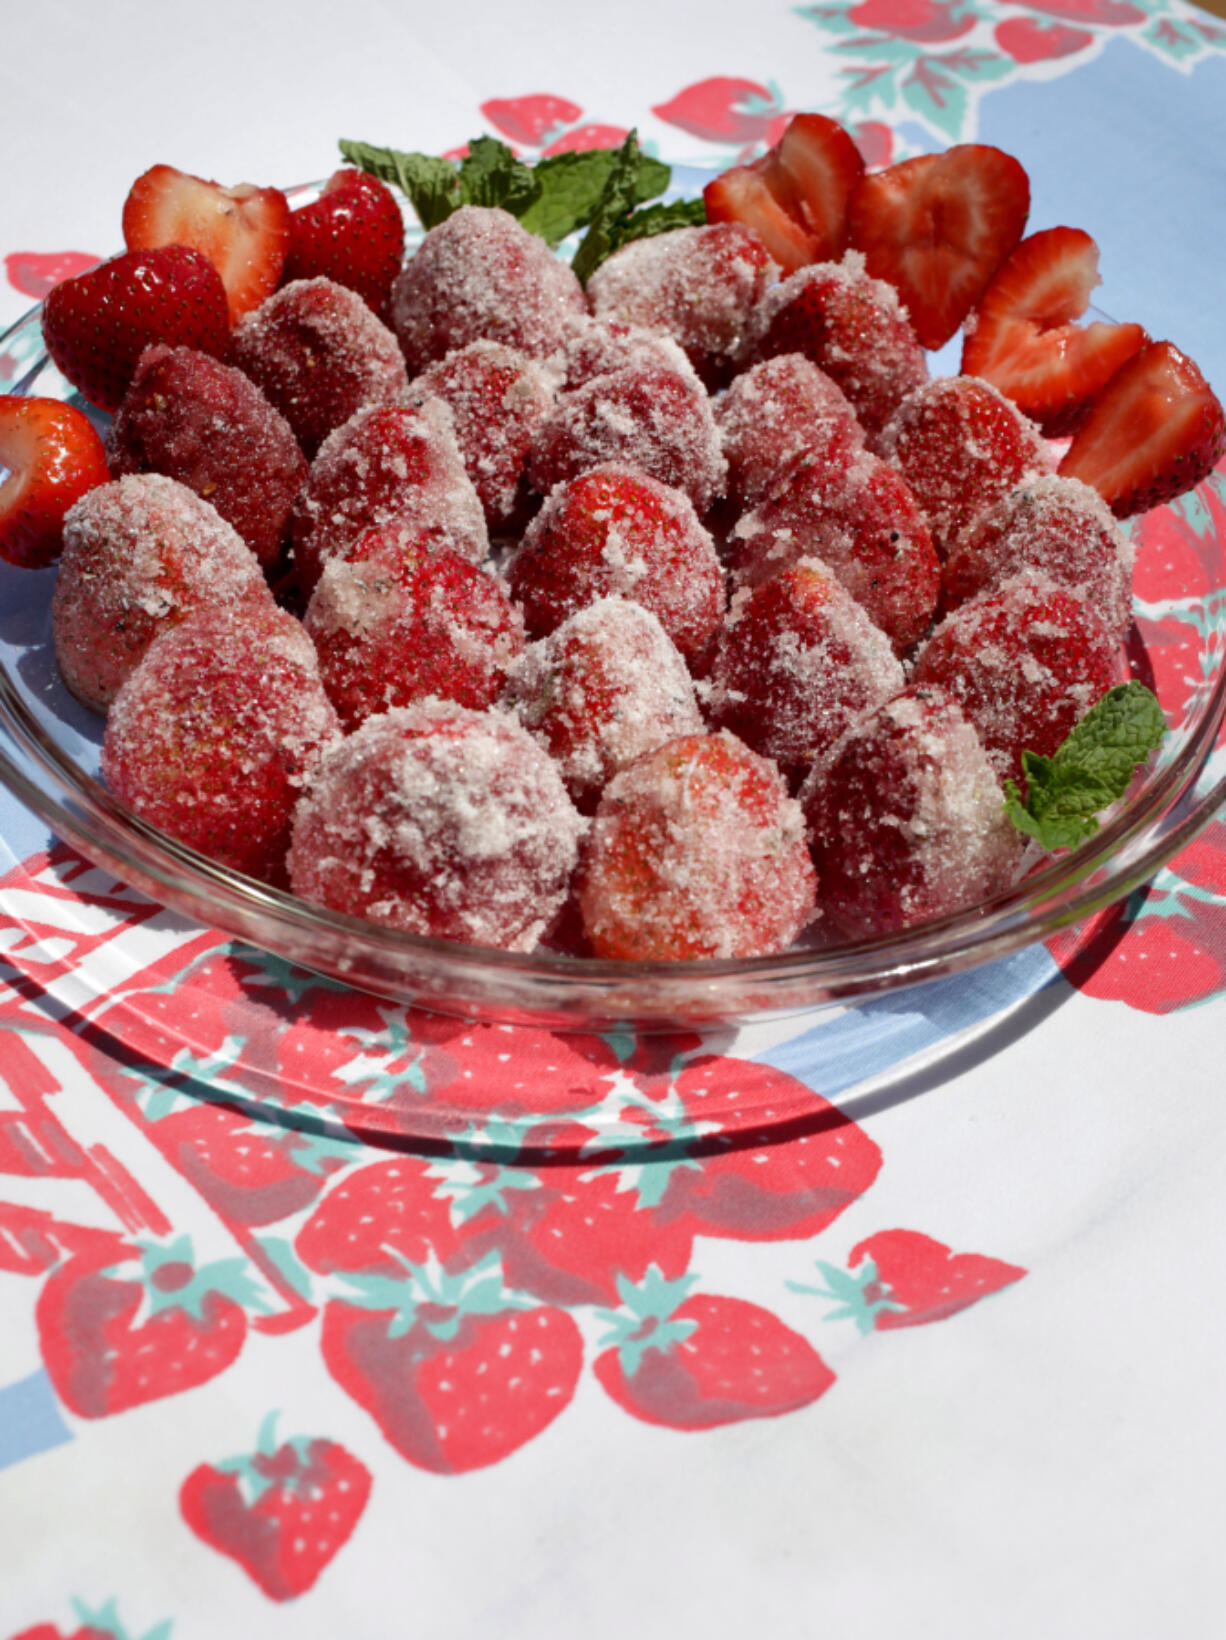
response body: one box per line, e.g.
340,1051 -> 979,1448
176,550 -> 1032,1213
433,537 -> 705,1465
703,165 -> 819,276
0,397 -> 109,568
123,163 -> 291,323
1059,340 -> 1226,518
848,144 -> 1030,351
962,226 -> 1148,434
765,112 -> 865,262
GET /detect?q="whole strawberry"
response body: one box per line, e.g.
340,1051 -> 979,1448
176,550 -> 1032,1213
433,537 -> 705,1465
42,246 -> 230,413
0,397 -> 109,567
283,167 -> 406,316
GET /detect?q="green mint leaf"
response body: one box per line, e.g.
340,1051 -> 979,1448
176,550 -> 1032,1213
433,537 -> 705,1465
570,131 -> 671,285
457,135 -> 541,216
338,139 -> 459,228
519,147 -> 672,247
609,196 -> 709,252
1005,682 -> 1168,852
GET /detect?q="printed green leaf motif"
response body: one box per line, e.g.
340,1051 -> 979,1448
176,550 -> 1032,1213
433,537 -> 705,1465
457,135 -> 541,215
338,139 -> 460,227
1004,682 -> 1168,852
901,58 -> 969,140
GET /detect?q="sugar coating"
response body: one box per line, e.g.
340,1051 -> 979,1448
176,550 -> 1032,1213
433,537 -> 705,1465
502,596 -> 704,808
912,568 -> 1123,782
53,473 -> 271,712
578,730 -> 817,960
878,374 -> 1054,556
230,276 -> 409,457
527,364 -> 728,514
102,601 -> 341,886
709,558 -> 906,781
560,316 -> 704,394
800,686 -> 1024,940
287,700 -> 587,952
586,223 -> 778,383
290,398 -> 489,596
728,444 -> 939,653
390,205 -> 587,375
410,341 -> 557,533
942,473 -> 1134,643
748,254 -> 929,435
715,352 -> 864,513
303,531 -> 525,731
506,462 -> 726,668
108,344 -> 308,570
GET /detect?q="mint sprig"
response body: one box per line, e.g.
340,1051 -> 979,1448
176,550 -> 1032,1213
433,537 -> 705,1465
339,129 -> 696,276
1004,681 -> 1168,851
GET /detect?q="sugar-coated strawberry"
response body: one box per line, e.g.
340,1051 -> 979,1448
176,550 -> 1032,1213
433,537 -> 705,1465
390,204 -> 587,375
727,446 -> 940,653
942,473 -> 1134,643
123,163 -> 291,323
961,226 -> 1148,435
878,374 -> 1053,555
760,112 -> 865,262
560,315 -> 706,392
709,559 -> 906,782
229,276 -> 409,457
586,223 -> 777,385
288,701 -> 586,951
1059,339 -> 1226,519
53,473 -> 271,712
41,245 -> 231,414
283,167 -> 406,317
303,526 -> 525,731
180,1422 -> 372,1601
594,1273 -> 835,1430
801,686 -> 1023,940
0,397 -> 109,568
506,463 -> 725,669
702,163 -> 820,276
748,257 -> 929,435
848,144 -> 1030,350
578,731 -> 817,960
102,602 -> 340,886
502,596 -> 704,809
108,344 -> 307,570
527,363 -> 727,513
715,353 -> 864,514
912,570 -> 1122,782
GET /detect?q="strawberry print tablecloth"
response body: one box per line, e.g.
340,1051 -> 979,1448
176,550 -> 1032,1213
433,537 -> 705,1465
2,3 -> 1226,1636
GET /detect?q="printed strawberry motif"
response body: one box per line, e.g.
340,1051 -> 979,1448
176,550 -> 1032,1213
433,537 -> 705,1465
319,1251 -> 583,1472
846,0 -> 974,43
594,1270 -> 834,1430
180,1413 -> 371,1601
994,16 -> 1093,59
295,1157 -> 461,1275
541,125 -> 630,156
153,1102 -> 352,1226
36,1232 -> 264,1416
652,78 -> 785,145
1048,884 -> 1226,1013
798,1231 -> 1027,1329
480,95 -> 583,148
9,1599 -> 170,1640
4,249 -> 100,298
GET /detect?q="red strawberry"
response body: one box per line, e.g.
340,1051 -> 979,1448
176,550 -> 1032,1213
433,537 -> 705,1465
180,1415 -> 371,1600
41,245 -> 230,413
962,227 -> 1148,434
35,1232 -> 261,1416
122,164 -> 291,323
594,1271 -> 834,1430
848,144 -> 1031,350
319,1252 -> 583,1472
282,168 -> 405,317
1059,340 -> 1226,518
703,165 -> 819,276
847,1230 -> 1026,1327
0,397 -> 109,567
759,112 -> 865,263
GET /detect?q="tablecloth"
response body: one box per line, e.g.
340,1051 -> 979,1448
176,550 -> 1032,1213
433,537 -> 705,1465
2,3 -> 1226,1635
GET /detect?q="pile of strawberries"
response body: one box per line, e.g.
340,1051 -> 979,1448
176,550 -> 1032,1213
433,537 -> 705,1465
0,115 -> 1223,961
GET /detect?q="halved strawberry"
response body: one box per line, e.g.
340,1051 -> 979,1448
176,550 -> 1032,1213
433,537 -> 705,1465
282,167 -> 406,317
122,164 -> 291,323
1059,340 -> 1226,519
764,112 -> 865,262
703,165 -> 819,276
848,144 -> 1030,350
962,227 -> 1148,434
0,397 -> 110,567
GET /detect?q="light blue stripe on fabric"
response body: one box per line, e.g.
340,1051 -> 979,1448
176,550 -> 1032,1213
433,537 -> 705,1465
0,1367 -> 73,1470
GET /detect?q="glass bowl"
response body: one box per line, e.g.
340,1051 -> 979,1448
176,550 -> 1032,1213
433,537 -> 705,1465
2,180 -> 1224,1035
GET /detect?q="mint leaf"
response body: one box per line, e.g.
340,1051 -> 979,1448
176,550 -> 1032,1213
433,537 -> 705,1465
571,131 -> 672,284
338,139 -> 460,227
610,196 -> 708,251
457,135 -> 540,216
520,145 -> 672,248
1004,681 -> 1168,851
